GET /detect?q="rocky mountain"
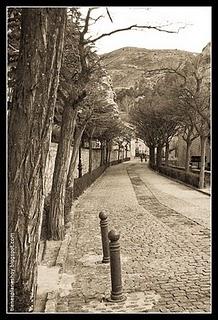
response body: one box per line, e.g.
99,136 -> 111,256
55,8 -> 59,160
101,45 -> 210,124
101,46 -> 196,91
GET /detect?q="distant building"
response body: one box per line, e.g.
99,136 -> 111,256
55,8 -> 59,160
134,138 -> 149,157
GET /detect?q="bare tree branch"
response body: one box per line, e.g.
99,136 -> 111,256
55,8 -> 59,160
106,8 -> 113,23
84,23 -> 186,44
81,8 -> 92,36
89,14 -> 104,25
136,24 -> 187,33
81,7 -> 102,36
144,66 -> 187,85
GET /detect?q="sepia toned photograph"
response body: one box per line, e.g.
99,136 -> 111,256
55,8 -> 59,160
7,6 -> 211,314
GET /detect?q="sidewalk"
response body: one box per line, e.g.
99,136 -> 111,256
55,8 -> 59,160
35,159 -> 211,313
156,169 -> 211,197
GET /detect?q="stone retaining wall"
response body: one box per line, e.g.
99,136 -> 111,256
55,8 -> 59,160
44,143 -> 130,197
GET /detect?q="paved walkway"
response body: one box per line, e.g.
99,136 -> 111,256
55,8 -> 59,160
37,160 -> 211,313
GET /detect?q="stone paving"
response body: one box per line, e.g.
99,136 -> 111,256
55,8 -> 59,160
38,160 -> 211,313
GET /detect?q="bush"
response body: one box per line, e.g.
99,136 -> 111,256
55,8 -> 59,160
185,172 -> 201,187
158,165 -> 200,188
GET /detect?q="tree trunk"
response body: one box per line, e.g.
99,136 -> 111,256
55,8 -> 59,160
108,142 -> 112,165
8,9 -> 66,312
48,22 -> 88,240
64,126 -> 85,223
48,103 -> 77,240
156,145 -> 163,169
149,146 -> 155,167
165,141 -> 169,166
109,150 -> 111,164
69,127 -> 84,178
199,135 -> 207,189
185,140 -> 192,173
118,145 -> 120,161
105,141 -> 109,164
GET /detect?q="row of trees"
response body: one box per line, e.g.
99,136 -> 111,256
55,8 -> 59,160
8,8 -> 131,312
7,7 -> 191,311
8,9 -> 68,311
130,44 -> 210,188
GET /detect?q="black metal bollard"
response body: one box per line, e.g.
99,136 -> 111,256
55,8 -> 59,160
108,230 -> 126,302
99,211 -> 110,263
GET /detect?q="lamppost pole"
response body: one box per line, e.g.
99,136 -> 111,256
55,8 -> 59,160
78,144 -> 82,178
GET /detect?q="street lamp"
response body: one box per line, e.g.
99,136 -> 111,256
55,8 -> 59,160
78,143 -> 82,178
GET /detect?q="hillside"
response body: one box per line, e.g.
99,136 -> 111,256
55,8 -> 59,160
102,46 -> 196,90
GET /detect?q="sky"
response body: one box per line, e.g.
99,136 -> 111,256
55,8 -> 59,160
79,6 -> 211,54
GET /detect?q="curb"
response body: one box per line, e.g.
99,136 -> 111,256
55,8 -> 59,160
43,197 -> 81,312
44,233 -> 72,312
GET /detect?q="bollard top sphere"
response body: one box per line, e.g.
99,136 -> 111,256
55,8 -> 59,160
99,211 -> 107,220
108,229 -> 120,242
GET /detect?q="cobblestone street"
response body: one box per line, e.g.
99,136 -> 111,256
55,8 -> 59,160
39,160 -> 211,313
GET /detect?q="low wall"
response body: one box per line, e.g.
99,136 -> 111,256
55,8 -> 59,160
73,165 -> 107,199
158,165 -> 201,188
168,165 -> 210,185
76,148 -> 101,178
44,143 -> 130,197
74,157 -> 131,199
